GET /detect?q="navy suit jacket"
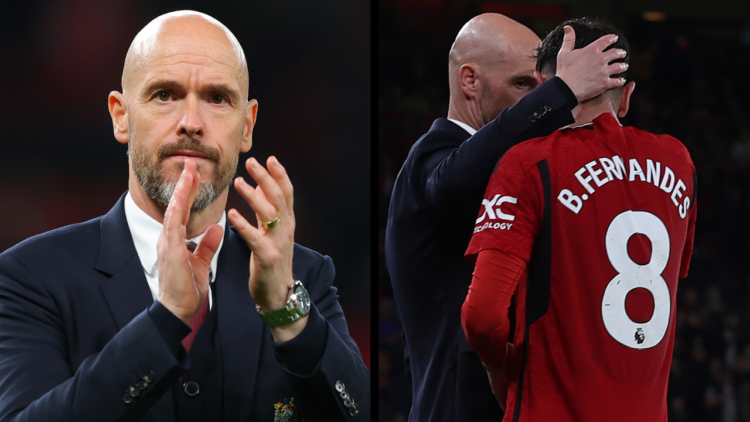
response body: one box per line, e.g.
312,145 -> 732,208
0,194 -> 370,421
385,77 -> 577,421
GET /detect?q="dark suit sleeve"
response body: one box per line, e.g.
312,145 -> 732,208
0,253 -> 190,422
272,255 -> 370,421
423,77 -> 577,216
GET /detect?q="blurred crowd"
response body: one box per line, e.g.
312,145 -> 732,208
379,7 -> 750,422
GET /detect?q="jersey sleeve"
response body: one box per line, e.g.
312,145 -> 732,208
679,170 -> 697,278
465,147 -> 543,264
462,249 -> 525,368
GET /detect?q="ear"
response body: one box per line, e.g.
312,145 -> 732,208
108,91 -> 129,145
241,99 -> 258,153
534,70 -> 547,86
616,81 -> 636,118
458,63 -> 479,99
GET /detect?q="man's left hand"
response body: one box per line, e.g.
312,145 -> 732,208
229,156 -> 305,342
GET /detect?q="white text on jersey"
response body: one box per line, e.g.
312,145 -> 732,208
558,155 -> 691,218
474,194 -> 517,233
476,194 -> 517,224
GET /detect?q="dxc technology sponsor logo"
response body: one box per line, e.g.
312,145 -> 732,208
474,194 -> 517,234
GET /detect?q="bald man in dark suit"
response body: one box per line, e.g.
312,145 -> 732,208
0,11 -> 368,422
385,14 -> 628,421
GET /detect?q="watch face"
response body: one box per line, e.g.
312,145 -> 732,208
294,284 -> 311,315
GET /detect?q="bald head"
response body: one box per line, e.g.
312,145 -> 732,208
447,14 -> 540,129
108,10 -> 258,221
122,11 -> 249,99
449,13 -> 539,81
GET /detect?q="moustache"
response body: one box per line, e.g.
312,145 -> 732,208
157,137 -> 221,163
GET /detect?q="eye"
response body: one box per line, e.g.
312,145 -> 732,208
514,81 -> 527,89
155,91 -> 172,101
210,94 -> 227,104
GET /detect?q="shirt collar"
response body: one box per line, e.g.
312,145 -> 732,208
560,122 -> 594,130
124,191 -> 226,282
447,118 -> 477,135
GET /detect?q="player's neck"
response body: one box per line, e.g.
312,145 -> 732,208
570,103 -> 620,128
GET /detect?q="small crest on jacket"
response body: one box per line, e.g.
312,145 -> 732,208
274,397 -> 298,422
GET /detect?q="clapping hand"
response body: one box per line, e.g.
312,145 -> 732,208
156,159 -> 224,325
229,156 -> 304,341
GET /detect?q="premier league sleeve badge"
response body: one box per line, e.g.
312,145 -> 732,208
273,397 -> 298,422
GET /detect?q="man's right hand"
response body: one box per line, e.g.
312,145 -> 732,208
156,159 -> 224,325
556,25 -> 628,103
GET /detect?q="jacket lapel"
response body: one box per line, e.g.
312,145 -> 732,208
215,227 -> 264,421
95,193 -> 154,329
94,193 -> 173,422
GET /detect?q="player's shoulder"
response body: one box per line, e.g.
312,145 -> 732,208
623,125 -> 694,167
487,137 -> 551,192
496,131 -> 561,173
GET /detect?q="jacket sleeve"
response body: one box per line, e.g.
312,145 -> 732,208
0,253 -> 190,422
423,77 -> 577,217
272,255 -> 370,422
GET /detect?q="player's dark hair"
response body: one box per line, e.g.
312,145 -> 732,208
535,17 -> 629,82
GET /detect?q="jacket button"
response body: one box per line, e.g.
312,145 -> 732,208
335,381 -> 345,393
349,403 -> 359,416
184,381 -> 200,397
544,105 -> 552,112
343,397 -> 353,408
142,370 -> 155,384
339,391 -> 349,400
122,392 -> 134,404
527,116 -> 537,123
128,385 -> 140,398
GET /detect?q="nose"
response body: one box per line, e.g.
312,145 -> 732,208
177,94 -> 204,138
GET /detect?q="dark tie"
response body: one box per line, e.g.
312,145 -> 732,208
182,241 -> 210,353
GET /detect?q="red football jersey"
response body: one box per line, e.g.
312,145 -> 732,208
466,113 -> 696,422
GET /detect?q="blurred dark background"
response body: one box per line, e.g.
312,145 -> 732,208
380,0 -> 750,420
0,0 -> 370,368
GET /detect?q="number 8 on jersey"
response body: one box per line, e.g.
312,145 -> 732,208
602,210 -> 671,350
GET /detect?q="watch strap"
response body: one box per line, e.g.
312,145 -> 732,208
256,281 -> 310,327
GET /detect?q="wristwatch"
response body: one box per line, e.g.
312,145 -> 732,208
256,280 -> 311,327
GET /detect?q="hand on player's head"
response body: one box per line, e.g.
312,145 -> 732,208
555,25 -> 628,102
532,18 -> 630,105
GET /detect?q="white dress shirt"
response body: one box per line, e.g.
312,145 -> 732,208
124,192 -> 227,310
447,118 -> 477,136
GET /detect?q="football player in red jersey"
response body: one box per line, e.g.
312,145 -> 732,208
461,18 -> 696,422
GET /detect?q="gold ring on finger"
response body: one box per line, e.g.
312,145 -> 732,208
262,217 -> 280,230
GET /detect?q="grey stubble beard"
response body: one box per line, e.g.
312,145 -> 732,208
128,129 -> 238,212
